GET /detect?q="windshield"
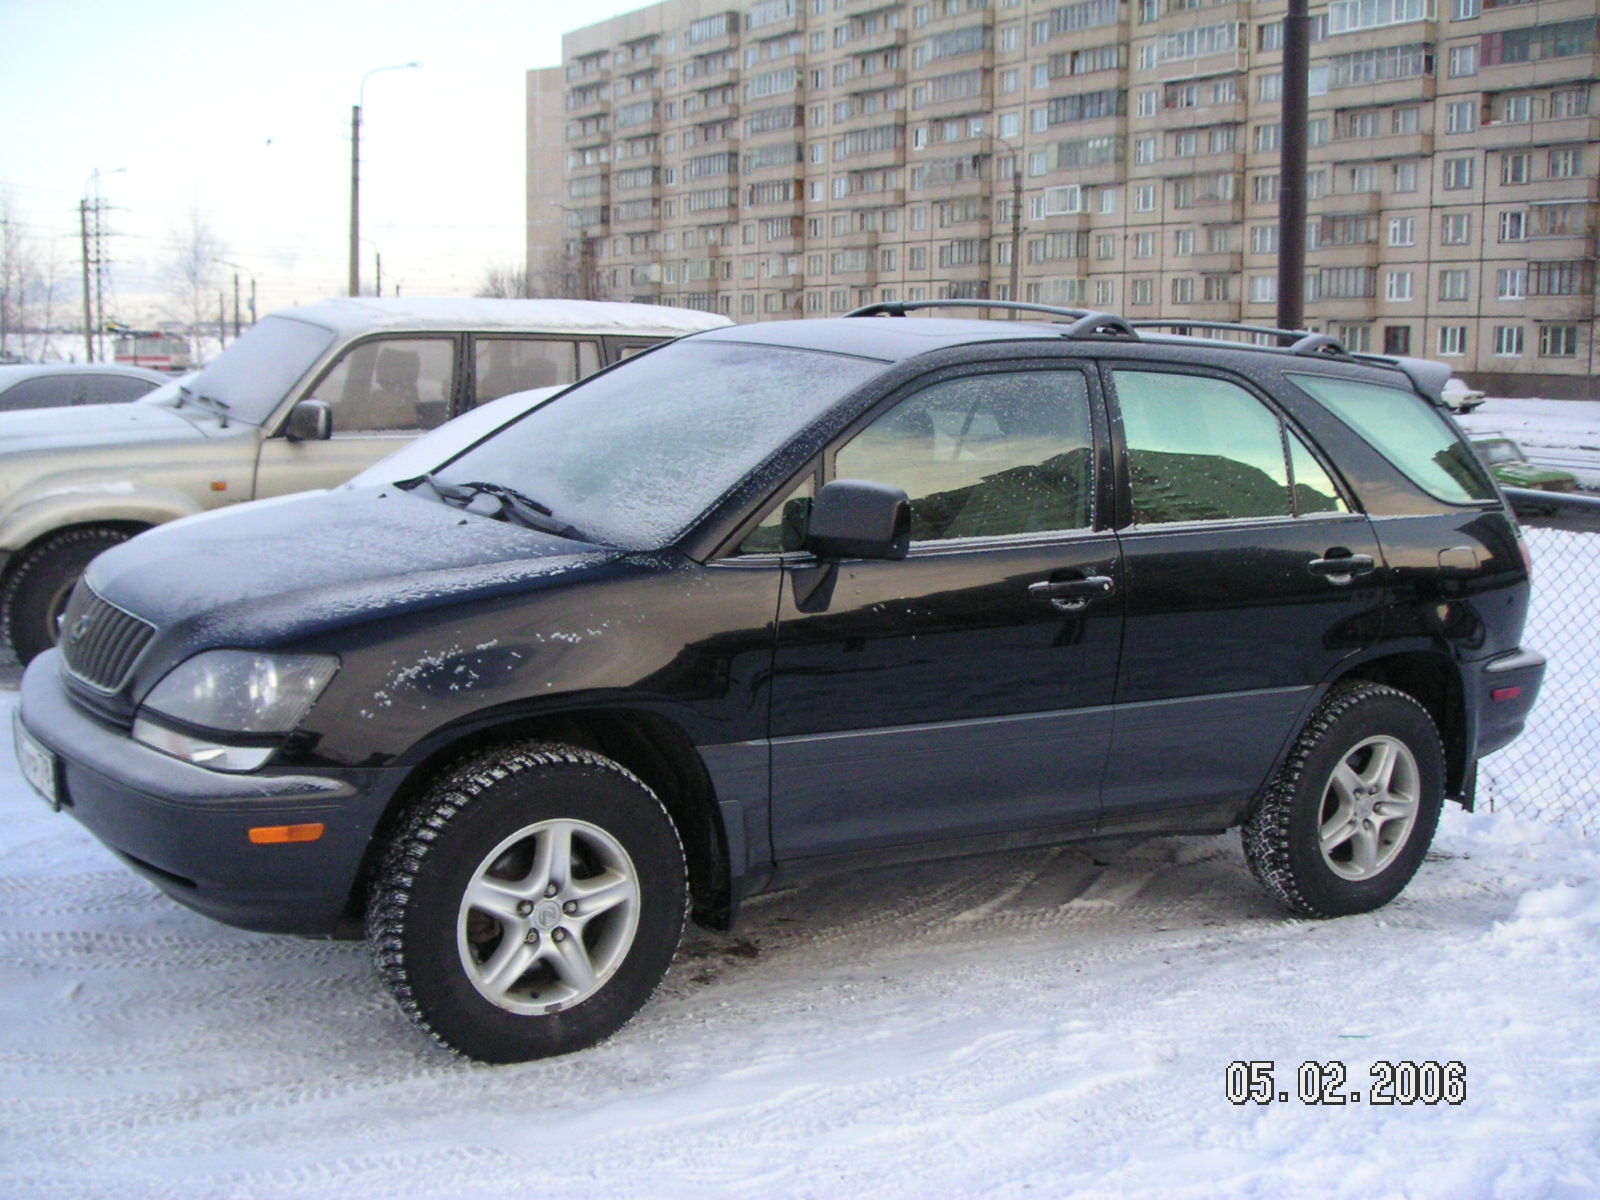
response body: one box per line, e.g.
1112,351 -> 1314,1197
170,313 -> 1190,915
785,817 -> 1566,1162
1478,440 -> 1520,465
169,315 -> 336,426
430,338 -> 882,548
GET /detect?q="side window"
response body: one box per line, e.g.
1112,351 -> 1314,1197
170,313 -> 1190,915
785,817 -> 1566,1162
80,375 -> 160,405
312,338 -> 455,434
1288,429 -> 1349,514
835,370 -> 1094,543
1115,369 -> 1305,524
473,338 -> 602,406
738,474 -> 815,554
1287,373 -> 1496,504
0,376 -> 77,410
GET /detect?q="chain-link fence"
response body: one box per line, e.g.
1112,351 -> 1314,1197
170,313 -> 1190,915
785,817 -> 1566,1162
1478,495 -> 1600,835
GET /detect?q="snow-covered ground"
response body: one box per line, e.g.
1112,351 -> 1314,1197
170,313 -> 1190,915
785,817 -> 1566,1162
2,396 -> 1597,1199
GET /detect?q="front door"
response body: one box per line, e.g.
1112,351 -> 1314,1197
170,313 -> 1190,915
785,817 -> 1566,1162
254,335 -> 459,498
767,363 -> 1123,860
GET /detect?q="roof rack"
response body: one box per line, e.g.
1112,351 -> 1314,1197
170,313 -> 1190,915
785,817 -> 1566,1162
845,299 -> 1139,341
1126,320 -> 1349,359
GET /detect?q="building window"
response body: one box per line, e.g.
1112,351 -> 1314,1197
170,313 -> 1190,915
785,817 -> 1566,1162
1499,211 -> 1527,242
1441,212 -> 1472,245
1253,174 -> 1280,204
1438,326 -> 1467,356
1540,325 -> 1579,357
1497,267 -> 1526,299
1549,148 -> 1582,179
1171,276 -> 1195,305
1203,274 -> 1230,302
1174,228 -> 1194,256
1392,161 -> 1418,193
1493,326 -> 1524,357
1447,44 -> 1478,76
1386,217 -> 1415,247
1249,275 -> 1277,303
1443,157 -> 1475,189
1502,153 -> 1531,185
1134,184 -> 1157,212
1251,224 -> 1279,254
1438,269 -> 1470,301
1383,326 -> 1412,355
1387,270 -> 1414,301
1446,102 -> 1475,134
1130,277 -> 1154,306
1133,231 -> 1156,257
1452,0 -> 1477,17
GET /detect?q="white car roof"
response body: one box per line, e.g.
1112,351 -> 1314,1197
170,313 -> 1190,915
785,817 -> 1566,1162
274,297 -> 732,339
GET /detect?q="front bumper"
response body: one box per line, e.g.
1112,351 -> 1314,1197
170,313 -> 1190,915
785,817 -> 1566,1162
17,649 -> 404,935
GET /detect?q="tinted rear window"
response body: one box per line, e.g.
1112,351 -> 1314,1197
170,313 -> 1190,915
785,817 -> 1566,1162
1288,374 -> 1496,505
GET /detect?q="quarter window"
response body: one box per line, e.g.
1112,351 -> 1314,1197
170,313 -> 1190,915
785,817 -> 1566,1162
835,370 -> 1094,542
1289,373 -> 1495,504
474,338 -> 602,407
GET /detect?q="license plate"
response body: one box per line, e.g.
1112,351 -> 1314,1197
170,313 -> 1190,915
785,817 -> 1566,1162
13,714 -> 61,811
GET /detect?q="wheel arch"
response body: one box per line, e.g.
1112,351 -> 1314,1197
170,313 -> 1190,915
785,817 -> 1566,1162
348,705 -> 736,934
1333,651 -> 1469,801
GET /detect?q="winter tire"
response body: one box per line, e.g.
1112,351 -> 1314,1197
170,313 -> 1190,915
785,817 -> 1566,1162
3,527 -> 133,665
367,742 -> 687,1063
1243,682 -> 1445,918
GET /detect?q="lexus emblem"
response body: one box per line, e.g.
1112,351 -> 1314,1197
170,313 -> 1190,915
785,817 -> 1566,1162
69,612 -> 96,646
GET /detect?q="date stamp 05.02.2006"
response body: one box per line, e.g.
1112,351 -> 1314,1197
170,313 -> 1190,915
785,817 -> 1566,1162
1225,1060 -> 1467,1107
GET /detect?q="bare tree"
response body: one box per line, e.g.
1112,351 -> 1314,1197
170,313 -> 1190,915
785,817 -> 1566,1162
476,261 -> 536,299
0,190 -> 32,360
163,206 -> 224,362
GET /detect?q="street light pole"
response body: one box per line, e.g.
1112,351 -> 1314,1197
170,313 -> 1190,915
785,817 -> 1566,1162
350,62 -> 421,297
979,132 -> 1024,311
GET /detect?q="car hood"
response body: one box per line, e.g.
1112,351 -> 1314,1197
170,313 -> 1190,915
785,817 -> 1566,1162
0,397 -> 208,454
84,486 -> 629,661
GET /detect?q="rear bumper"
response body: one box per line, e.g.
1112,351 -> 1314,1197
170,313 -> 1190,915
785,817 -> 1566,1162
1475,647 -> 1546,759
17,650 -> 405,935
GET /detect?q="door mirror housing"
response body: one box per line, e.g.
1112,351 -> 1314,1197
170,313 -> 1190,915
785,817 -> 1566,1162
805,479 -> 910,561
285,399 -> 333,442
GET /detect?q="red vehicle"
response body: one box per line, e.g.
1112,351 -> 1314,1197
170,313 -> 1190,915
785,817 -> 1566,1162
113,331 -> 193,372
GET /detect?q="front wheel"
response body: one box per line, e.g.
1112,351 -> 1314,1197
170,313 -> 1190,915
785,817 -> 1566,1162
367,742 -> 687,1063
1243,682 -> 1445,918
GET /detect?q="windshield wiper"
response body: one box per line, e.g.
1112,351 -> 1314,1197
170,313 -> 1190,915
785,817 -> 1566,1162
403,474 -> 583,539
177,385 -> 232,427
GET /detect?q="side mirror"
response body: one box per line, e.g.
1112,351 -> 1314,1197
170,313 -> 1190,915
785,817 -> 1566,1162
285,399 -> 333,442
805,479 -> 910,561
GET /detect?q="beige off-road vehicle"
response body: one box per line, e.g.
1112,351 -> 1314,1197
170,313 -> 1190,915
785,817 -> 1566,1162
0,297 -> 729,662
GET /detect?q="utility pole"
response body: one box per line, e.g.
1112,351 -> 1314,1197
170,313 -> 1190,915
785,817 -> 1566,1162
249,277 -> 257,324
79,200 -> 93,362
350,62 -> 421,297
218,292 -> 226,350
375,251 -> 382,297
1277,0 -> 1310,331
348,103 -> 361,297
232,273 -> 241,339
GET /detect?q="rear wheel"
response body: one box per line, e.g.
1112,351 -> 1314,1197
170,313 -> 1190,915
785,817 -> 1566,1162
367,742 -> 687,1063
1243,682 -> 1444,918
2,527 -> 134,665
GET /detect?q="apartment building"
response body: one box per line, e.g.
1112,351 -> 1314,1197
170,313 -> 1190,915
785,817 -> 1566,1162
534,0 -> 1600,394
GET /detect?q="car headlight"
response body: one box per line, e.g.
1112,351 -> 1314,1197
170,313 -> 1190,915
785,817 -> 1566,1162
132,650 -> 339,772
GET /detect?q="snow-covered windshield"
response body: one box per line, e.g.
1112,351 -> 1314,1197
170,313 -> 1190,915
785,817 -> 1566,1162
169,315 -> 336,427
429,339 -> 883,549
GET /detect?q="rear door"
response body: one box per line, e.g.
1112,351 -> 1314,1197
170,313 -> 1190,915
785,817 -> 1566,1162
1100,364 -> 1386,826
767,361 -> 1122,860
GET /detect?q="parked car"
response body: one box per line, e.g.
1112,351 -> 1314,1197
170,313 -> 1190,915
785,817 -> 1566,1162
0,363 -> 169,412
0,298 -> 730,663
1441,377 -> 1486,413
1472,434 -> 1579,493
16,303 -> 1544,1062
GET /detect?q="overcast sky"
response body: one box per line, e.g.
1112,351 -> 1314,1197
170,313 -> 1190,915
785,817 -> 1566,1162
0,0 -> 651,320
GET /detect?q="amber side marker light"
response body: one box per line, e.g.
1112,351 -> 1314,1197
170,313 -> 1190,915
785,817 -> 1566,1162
248,823 -> 326,845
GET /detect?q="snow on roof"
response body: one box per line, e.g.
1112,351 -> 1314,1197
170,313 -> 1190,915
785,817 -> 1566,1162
275,297 -> 733,338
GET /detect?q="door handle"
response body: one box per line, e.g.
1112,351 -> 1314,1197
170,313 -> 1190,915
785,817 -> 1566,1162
1028,575 -> 1115,612
1307,552 -> 1376,585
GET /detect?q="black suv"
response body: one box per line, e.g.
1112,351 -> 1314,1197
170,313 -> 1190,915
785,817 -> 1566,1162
14,304 -> 1545,1062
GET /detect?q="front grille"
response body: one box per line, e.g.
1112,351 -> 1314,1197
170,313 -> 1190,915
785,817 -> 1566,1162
58,584 -> 155,693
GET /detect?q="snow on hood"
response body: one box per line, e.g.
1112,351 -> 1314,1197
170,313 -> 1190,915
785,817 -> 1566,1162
85,486 -> 626,652
0,396 -> 205,455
